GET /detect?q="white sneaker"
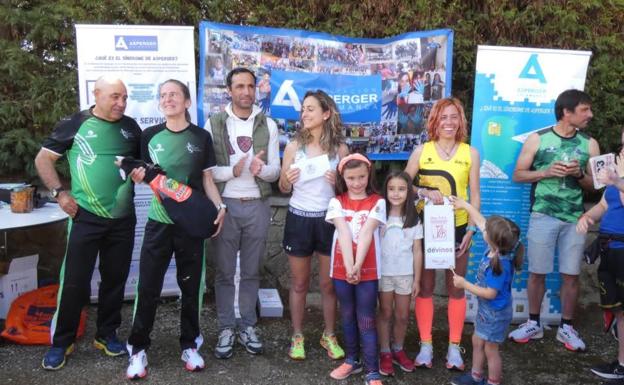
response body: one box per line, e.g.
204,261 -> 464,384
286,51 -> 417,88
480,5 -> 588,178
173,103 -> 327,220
214,328 -> 235,359
126,350 -> 148,380
181,348 -> 205,371
556,324 -> 586,352
238,326 -> 263,355
414,342 -> 433,368
446,343 -> 465,371
508,319 -> 544,343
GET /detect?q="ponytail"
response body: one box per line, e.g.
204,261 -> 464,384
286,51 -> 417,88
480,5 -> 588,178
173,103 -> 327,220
485,216 -> 524,276
490,254 -> 502,276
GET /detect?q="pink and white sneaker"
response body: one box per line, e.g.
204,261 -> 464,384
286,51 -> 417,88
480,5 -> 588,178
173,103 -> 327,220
181,348 -> 205,371
556,324 -> 586,352
508,320 -> 544,343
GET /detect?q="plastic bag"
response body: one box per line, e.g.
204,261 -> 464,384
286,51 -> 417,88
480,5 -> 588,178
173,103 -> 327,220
1,284 -> 87,345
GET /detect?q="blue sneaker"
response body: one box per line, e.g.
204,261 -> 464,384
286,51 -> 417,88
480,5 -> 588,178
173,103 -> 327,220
451,373 -> 486,385
365,371 -> 383,385
42,344 -> 74,370
94,334 -> 126,356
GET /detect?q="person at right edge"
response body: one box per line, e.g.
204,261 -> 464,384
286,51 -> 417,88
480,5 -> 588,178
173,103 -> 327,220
579,130 -> 624,382
509,89 -> 599,352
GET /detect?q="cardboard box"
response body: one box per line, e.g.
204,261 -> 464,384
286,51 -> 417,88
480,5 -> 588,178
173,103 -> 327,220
0,254 -> 38,319
465,288 -> 561,325
257,288 -> 283,318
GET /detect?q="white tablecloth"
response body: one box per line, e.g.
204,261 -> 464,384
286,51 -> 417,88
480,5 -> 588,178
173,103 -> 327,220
0,203 -> 68,231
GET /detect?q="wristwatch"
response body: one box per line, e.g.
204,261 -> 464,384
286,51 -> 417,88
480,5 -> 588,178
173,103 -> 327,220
217,203 -> 227,211
574,169 -> 585,180
50,187 -> 65,199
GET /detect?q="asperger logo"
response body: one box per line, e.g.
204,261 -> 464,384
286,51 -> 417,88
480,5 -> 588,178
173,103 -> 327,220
115,35 -> 158,51
519,54 -> 546,84
270,70 -> 381,123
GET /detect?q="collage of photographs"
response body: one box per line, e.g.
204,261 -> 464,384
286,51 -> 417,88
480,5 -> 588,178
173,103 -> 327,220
202,28 -> 449,156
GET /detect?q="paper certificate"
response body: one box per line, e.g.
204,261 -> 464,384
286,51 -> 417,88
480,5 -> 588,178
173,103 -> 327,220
290,154 -> 331,182
424,203 -> 456,269
589,153 -> 615,189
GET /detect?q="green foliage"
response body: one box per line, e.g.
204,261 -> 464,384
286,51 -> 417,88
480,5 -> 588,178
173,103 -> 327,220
0,129 -> 41,178
1,0 -> 622,179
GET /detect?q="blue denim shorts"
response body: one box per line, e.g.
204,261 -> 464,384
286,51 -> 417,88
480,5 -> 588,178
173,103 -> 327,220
474,303 -> 512,343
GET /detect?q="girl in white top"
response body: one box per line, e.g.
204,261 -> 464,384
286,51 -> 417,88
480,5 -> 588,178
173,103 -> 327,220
376,171 -> 423,376
279,90 -> 349,360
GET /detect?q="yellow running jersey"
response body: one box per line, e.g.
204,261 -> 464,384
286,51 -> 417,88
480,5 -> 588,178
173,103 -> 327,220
418,141 -> 472,226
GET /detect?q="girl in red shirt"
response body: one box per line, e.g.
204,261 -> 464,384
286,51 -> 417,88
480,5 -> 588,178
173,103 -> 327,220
325,153 -> 386,385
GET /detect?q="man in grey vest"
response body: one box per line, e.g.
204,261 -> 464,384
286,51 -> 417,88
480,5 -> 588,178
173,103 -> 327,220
205,67 -> 280,358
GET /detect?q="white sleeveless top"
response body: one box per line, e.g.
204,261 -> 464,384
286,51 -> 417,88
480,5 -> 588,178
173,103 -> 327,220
289,148 -> 339,212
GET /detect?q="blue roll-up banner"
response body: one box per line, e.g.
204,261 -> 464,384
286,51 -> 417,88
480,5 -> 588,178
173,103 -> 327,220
467,46 -> 591,325
198,21 -> 453,160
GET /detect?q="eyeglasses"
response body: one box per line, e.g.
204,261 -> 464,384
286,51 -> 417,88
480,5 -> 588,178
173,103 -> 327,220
160,92 -> 183,99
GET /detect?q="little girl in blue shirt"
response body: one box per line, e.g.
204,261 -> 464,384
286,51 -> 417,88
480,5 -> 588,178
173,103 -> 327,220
448,196 -> 524,385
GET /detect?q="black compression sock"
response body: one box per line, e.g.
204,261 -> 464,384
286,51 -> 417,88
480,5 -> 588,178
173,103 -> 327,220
529,313 -> 540,326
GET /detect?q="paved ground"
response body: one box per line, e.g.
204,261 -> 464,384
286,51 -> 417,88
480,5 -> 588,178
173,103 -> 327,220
0,294 -> 616,385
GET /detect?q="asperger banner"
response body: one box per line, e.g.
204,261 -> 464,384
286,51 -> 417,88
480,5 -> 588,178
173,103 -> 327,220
467,46 -> 591,325
198,21 -> 453,160
75,24 -> 197,301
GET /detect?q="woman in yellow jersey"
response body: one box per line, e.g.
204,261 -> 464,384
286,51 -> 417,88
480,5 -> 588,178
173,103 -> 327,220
404,97 -> 480,371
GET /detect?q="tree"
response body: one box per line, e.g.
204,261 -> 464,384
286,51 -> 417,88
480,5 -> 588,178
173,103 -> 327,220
1,0 -> 622,178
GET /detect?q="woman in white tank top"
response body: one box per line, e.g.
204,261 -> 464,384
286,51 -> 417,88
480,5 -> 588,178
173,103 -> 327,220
279,90 -> 349,360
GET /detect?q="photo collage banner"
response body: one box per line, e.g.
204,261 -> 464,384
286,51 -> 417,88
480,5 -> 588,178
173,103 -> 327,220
198,22 -> 453,160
